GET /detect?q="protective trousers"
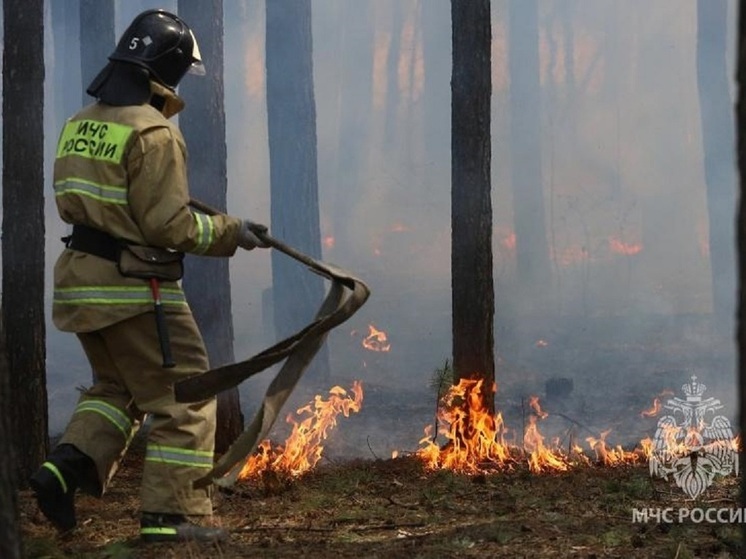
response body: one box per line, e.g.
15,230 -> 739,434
59,311 -> 216,515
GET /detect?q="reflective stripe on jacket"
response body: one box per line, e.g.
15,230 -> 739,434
53,83 -> 242,333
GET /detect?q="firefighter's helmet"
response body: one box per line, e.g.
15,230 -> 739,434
109,9 -> 204,90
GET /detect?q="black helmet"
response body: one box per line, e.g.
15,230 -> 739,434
109,9 -> 204,90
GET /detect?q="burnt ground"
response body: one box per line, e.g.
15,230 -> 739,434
19,448 -> 742,559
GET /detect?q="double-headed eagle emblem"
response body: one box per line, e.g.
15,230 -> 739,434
649,376 -> 738,499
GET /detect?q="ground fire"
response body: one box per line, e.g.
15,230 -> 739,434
362,323 -> 391,352
414,378 -> 739,475
238,381 -> 364,481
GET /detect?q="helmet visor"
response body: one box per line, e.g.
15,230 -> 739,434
188,30 -> 206,76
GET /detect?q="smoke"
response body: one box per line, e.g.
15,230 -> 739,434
35,0 -> 739,453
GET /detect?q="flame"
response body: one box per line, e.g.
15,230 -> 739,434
414,380 -> 680,475
502,234 -> 516,252
238,382 -> 364,481
585,430 -> 645,466
417,379 -> 513,474
608,237 -> 643,256
416,379 -> 573,474
362,324 -> 391,352
640,389 -> 674,417
640,398 -> 661,418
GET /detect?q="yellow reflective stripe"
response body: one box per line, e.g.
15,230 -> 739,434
192,213 -> 214,254
54,286 -> 187,306
141,527 -> 178,536
56,119 -> 133,164
54,177 -> 128,205
74,400 -> 133,439
145,444 -> 214,469
41,462 -> 68,494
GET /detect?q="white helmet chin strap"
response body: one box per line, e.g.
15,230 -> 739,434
187,29 -> 205,76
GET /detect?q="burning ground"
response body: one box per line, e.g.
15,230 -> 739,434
19,367 -> 744,558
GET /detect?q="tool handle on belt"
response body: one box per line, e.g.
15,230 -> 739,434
149,278 -> 175,368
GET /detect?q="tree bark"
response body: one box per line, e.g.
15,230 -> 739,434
697,0 -> 738,338
0,316 -> 21,558
451,0 -> 495,412
178,0 -> 244,452
266,0 -> 328,385
508,0 -> 551,312
3,0 -> 47,489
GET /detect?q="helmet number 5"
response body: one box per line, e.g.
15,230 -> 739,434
129,37 -> 139,50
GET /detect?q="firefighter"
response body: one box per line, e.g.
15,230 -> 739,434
30,9 -> 267,542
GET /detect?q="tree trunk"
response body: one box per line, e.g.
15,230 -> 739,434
736,1 -> 746,555
265,0 -> 329,385
2,0 -> 47,488
697,0 -> 737,339
79,0 -> 114,107
52,0 -> 81,119
451,0 -> 495,413
178,0 -> 244,453
508,0 -> 551,313
329,1 -> 374,260
0,316 -> 21,559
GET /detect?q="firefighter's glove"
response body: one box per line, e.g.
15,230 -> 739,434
237,220 -> 270,250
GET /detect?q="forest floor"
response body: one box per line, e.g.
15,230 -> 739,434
19,449 -> 742,559
21,314 -> 742,558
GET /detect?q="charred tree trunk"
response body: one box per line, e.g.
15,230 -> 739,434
697,0 -> 738,339
451,0 -> 495,412
0,317 -> 20,558
178,0 -> 243,452
736,1 -> 746,554
508,0 -> 551,313
79,0 -> 114,108
2,0 -> 47,487
266,0 -> 328,385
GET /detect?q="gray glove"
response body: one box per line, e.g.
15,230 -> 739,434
237,220 -> 270,250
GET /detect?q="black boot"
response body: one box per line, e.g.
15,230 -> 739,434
29,444 -> 98,532
140,512 -> 228,543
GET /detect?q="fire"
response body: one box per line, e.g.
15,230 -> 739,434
417,379 -> 512,474
414,380 -> 740,479
640,398 -> 661,418
416,379 -> 573,474
585,430 -> 646,466
640,389 -> 674,417
362,324 -> 391,352
238,381 -> 364,481
415,379 -> 663,475
501,232 -> 516,252
608,237 -> 643,256
524,415 -> 570,472
323,235 -> 335,250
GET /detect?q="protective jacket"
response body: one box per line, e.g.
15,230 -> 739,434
52,81 -> 241,333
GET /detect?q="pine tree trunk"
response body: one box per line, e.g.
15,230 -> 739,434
0,316 -> 20,559
266,0 -> 329,385
178,0 -> 244,452
2,0 -> 47,490
697,0 -> 737,338
508,0 -> 551,313
451,0 -> 495,413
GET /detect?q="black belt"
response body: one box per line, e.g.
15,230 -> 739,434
62,224 -> 120,262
